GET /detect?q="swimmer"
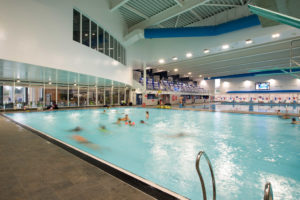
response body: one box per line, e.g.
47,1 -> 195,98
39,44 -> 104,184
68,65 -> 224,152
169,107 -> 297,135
99,125 -> 110,133
281,113 -> 290,119
121,114 -> 130,121
102,109 -> 107,114
140,120 -> 146,124
114,118 -> 122,125
167,132 -> 189,138
69,126 -> 82,132
127,120 -> 135,126
146,111 -> 149,119
291,118 -> 300,124
71,135 -> 100,150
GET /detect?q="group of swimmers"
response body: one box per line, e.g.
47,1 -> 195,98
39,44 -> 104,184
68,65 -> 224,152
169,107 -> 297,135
277,109 -> 300,124
114,111 -> 149,126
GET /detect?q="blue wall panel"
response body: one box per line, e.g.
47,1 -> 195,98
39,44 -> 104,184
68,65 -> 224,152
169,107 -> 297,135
144,15 -> 260,39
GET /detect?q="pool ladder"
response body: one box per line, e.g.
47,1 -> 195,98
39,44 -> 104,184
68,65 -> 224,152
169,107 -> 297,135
264,182 -> 273,200
195,151 -> 216,200
196,151 -> 274,200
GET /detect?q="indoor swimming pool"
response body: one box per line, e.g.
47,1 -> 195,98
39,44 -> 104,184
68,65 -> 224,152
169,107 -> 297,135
183,103 -> 300,114
6,108 -> 300,200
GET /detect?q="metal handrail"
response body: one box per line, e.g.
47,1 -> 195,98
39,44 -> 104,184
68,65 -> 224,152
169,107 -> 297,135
263,182 -> 273,200
195,151 -> 216,200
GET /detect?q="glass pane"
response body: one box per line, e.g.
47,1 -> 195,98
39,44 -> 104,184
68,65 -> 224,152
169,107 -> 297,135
82,15 -> 90,47
124,47 -> 126,65
120,46 -> 124,64
113,38 -> 118,60
105,88 -> 110,105
3,84 -> 14,109
113,88 -> 118,105
45,86 -> 56,107
57,86 -> 68,107
120,88 -> 125,105
98,87 -> 104,105
88,87 -> 96,106
73,9 -> 80,43
91,21 -> 97,50
79,86 -> 88,106
69,86 -> 78,107
104,31 -> 109,56
28,84 -> 44,108
109,35 -> 114,58
98,27 -> 104,53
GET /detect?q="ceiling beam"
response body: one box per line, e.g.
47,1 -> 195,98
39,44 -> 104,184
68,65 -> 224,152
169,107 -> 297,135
123,4 -> 149,19
203,4 -> 240,7
174,0 -> 184,7
239,0 -> 244,5
175,15 -> 180,27
110,0 -> 131,12
190,10 -> 203,20
128,0 -> 212,32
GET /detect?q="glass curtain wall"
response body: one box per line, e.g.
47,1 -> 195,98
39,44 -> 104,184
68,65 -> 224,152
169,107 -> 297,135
0,81 -> 127,109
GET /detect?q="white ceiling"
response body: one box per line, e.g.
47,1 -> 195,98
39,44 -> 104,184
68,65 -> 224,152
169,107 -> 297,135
151,37 -> 300,79
0,59 -> 127,87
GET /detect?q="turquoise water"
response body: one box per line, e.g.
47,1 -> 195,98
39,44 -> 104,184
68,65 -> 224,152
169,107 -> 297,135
183,103 -> 300,114
6,108 -> 300,200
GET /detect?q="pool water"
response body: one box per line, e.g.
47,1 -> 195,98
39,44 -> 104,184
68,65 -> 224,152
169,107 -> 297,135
6,108 -> 300,200
183,103 -> 300,114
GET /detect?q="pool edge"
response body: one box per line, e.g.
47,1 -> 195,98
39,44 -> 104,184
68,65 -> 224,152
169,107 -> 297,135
1,113 -> 190,200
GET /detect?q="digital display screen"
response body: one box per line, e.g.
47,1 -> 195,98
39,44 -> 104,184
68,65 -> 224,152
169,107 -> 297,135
255,82 -> 270,90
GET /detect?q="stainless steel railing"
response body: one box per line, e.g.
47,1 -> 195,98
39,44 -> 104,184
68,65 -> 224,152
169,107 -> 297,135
264,182 -> 273,200
195,151 -> 216,200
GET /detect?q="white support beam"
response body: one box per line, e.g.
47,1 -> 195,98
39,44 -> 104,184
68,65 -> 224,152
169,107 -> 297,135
174,0 -> 183,7
110,0 -> 131,12
123,4 -> 149,19
128,0 -> 212,32
157,24 -> 165,28
239,0 -> 244,5
175,15 -> 180,27
190,10 -> 203,20
203,4 -> 240,7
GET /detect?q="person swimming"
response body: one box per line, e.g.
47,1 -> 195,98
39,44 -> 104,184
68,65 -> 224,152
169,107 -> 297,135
69,126 -> 82,132
121,114 -> 130,121
114,118 -> 122,125
102,109 -> 107,114
291,118 -> 300,124
99,125 -> 110,133
166,132 -> 189,138
71,134 -> 100,150
146,111 -> 149,119
125,120 -> 135,126
140,120 -> 146,124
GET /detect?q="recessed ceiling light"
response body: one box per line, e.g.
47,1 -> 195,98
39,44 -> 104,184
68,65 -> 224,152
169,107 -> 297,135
158,59 -> 165,64
222,44 -> 229,49
188,72 -> 192,75
199,75 -> 202,77
172,57 -> 178,61
16,79 -> 20,83
92,33 -> 95,36
84,33 -> 88,37
174,68 -> 178,72
272,33 -> 280,38
245,39 -> 253,44
203,49 -> 210,54
186,52 -> 193,58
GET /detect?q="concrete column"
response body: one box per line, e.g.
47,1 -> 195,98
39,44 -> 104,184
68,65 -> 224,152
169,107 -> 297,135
118,88 -> 120,105
77,85 -> 80,106
95,86 -> 98,105
67,85 -> 69,107
87,85 -> 89,106
143,62 -> 147,104
103,89 -> 106,105
124,87 -> 127,103
111,86 -> 113,105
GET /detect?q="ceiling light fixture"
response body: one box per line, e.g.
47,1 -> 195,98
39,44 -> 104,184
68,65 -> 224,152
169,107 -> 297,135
174,68 -> 178,72
49,82 -> 52,85
272,33 -> 280,38
188,72 -> 192,75
203,49 -> 210,54
222,44 -> 229,50
74,83 -> 77,86
186,52 -> 193,58
158,59 -> 165,64
172,57 -> 178,61
245,39 -> 253,44
199,75 -> 202,77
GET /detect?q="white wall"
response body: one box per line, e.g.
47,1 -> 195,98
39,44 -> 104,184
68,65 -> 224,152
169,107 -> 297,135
217,75 -> 300,93
0,0 -> 132,85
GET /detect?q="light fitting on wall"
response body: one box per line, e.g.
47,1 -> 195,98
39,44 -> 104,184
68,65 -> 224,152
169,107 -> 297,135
49,82 -> 52,85
174,68 -> 178,72
272,33 -> 280,38
188,72 -> 192,75
172,57 -> 178,61
16,79 -> 20,83
74,83 -> 77,86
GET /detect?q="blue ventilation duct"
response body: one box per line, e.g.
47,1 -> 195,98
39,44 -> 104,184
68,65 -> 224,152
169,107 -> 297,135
144,15 -> 261,39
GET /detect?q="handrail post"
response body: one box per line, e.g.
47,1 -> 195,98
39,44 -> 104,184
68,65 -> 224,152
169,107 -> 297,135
195,151 -> 216,200
264,182 -> 273,200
